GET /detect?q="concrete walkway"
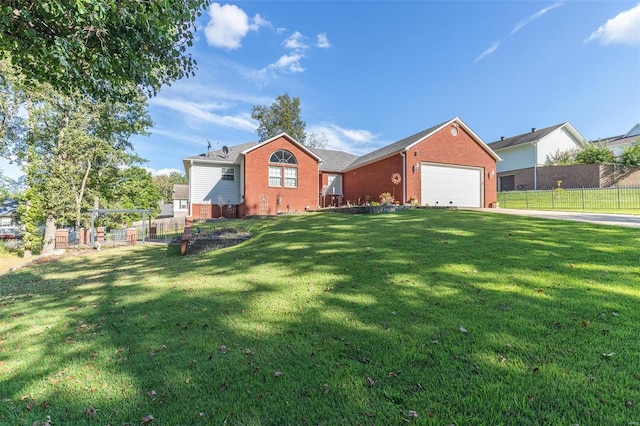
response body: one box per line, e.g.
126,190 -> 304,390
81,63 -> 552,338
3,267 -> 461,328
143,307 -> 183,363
474,208 -> 640,228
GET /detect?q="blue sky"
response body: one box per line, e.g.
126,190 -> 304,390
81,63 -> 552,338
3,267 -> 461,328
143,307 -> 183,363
3,1 -> 640,179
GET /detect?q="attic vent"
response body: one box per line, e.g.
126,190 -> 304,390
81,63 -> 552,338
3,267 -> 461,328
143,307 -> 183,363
531,128 -> 536,133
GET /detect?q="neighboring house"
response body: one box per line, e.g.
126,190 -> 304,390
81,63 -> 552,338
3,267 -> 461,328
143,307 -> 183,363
183,117 -> 500,218
157,203 -> 174,219
0,199 -> 17,229
487,122 -> 586,191
172,184 -> 189,217
598,123 -> 640,156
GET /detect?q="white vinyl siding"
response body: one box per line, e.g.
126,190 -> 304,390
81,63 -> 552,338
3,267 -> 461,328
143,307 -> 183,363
190,163 -> 242,204
495,145 -> 534,173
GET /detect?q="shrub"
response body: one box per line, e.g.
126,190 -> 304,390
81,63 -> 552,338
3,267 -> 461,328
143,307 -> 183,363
620,141 -> 640,167
575,142 -> 615,164
545,148 -> 580,165
379,192 -> 394,205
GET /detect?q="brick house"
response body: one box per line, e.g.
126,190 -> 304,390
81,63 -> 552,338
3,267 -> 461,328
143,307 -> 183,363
183,117 -> 500,218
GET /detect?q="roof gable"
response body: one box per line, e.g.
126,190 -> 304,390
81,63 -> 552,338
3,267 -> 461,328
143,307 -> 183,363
623,123 -> 640,139
345,117 -> 498,171
487,122 -> 585,151
242,133 -> 322,162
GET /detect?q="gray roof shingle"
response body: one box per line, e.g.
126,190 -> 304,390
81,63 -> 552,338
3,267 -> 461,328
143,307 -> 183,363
311,148 -> 359,172
344,121 -> 447,170
184,142 -> 258,164
487,123 -> 566,151
172,184 -> 189,200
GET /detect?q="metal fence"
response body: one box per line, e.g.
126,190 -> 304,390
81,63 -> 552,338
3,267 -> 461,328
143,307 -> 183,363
57,216 -> 187,249
498,185 -> 640,211
131,216 -> 187,242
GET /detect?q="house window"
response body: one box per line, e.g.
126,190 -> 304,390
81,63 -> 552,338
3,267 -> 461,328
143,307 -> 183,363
179,200 -> 187,210
269,150 -> 298,188
269,166 -> 282,187
221,167 -> 235,181
284,167 -> 298,188
270,150 -> 297,164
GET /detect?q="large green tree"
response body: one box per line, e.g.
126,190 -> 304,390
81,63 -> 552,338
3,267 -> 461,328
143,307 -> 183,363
251,93 -> 308,145
153,172 -> 188,203
2,62 -> 152,253
0,0 -> 210,101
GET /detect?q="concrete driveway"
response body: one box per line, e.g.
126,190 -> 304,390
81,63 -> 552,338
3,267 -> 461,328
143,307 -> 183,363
474,208 -> 640,228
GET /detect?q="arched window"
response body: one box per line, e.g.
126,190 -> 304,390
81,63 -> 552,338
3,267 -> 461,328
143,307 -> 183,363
269,150 -> 297,164
268,150 -> 298,188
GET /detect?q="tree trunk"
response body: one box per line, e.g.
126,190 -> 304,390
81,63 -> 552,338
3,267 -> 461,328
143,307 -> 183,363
41,213 -> 57,255
75,159 -> 92,229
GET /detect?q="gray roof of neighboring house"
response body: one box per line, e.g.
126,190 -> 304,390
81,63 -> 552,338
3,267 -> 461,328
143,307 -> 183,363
311,148 -> 359,172
173,184 -> 189,200
344,121 -> 447,171
487,123 -> 566,151
597,123 -> 640,147
0,200 -> 17,218
158,203 -> 174,218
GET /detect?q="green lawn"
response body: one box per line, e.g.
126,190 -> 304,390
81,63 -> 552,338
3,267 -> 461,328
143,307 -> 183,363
1,210 -> 639,425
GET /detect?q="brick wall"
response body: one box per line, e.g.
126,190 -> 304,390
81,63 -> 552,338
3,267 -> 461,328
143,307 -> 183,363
498,164 -> 640,190
243,136 -> 319,215
343,124 -> 498,207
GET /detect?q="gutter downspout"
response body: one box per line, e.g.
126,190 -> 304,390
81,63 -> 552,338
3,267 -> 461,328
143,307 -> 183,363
401,151 -> 406,204
533,142 -> 538,190
188,160 -> 193,217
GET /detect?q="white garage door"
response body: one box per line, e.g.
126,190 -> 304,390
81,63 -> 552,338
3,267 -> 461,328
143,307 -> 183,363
421,163 -> 482,207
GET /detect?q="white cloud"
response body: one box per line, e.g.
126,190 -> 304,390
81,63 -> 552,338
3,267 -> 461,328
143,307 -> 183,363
308,124 -> 380,154
585,3 -> 640,46
475,41 -> 501,62
273,53 -> 305,73
283,31 -> 309,50
146,128 -> 204,147
251,14 -> 271,31
331,125 -> 376,143
316,33 -> 332,48
153,168 -> 184,177
204,3 -> 270,49
151,97 -> 257,132
511,1 -> 564,35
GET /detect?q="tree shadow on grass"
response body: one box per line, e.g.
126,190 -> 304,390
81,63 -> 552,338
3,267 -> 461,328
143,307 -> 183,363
1,210 -> 639,424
